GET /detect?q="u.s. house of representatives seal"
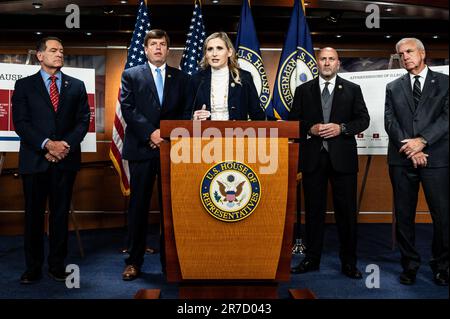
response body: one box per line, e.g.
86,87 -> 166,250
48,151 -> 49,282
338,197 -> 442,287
277,47 -> 318,112
237,46 -> 271,110
200,161 -> 261,222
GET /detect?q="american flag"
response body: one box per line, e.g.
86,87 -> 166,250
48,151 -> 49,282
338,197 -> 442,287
180,0 -> 206,75
109,0 -> 151,196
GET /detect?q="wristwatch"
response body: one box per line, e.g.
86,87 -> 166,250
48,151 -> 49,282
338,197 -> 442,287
340,123 -> 347,135
419,136 -> 428,145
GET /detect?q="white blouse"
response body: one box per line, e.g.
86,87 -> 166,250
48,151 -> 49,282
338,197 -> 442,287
210,66 -> 230,121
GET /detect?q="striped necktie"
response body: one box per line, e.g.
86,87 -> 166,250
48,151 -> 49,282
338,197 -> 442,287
412,75 -> 421,110
49,75 -> 59,112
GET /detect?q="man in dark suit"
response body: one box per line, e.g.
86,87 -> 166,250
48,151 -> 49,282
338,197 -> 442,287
385,38 -> 448,286
12,37 -> 90,284
289,47 -> 370,279
120,29 -> 188,280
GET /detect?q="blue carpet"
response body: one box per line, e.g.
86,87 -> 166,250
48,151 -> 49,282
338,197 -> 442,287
0,223 -> 447,299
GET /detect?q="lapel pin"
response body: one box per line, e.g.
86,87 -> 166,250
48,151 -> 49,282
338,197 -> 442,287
168,74 -> 172,78
231,82 -> 235,88
431,79 -> 435,83
338,85 -> 343,89
64,81 -> 69,87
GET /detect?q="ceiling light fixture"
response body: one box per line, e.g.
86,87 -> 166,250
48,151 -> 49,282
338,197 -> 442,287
336,34 -> 342,38
211,0 -> 220,4
32,2 -> 43,9
385,35 -> 392,39
104,7 -> 114,15
326,11 -> 342,24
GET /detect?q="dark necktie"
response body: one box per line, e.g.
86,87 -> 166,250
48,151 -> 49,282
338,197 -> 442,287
322,82 -> 330,104
321,82 -> 331,151
412,75 -> 421,109
49,75 -> 59,112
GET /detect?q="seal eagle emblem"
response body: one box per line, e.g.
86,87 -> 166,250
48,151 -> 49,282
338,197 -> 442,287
200,161 -> 261,222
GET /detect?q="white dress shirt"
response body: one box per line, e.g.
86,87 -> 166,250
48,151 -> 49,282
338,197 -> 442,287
319,75 -> 337,95
409,65 -> 428,91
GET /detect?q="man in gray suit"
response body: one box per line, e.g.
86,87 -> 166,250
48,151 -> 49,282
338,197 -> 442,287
385,38 -> 448,286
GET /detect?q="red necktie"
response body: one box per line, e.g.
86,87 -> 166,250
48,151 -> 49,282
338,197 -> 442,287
49,75 -> 59,112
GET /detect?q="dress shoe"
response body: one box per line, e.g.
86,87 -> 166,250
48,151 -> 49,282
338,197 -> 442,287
399,269 -> 416,285
48,268 -> 70,282
433,270 -> 448,286
341,264 -> 363,279
145,247 -> 159,254
122,264 -> 141,281
20,269 -> 42,284
291,259 -> 320,274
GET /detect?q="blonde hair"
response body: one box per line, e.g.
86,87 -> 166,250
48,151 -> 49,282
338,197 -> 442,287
200,32 -> 241,84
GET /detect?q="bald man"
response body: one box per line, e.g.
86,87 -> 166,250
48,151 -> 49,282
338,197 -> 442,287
289,47 -> 370,279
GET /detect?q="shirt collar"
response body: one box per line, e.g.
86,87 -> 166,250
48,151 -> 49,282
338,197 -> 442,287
148,62 -> 166,73
410,65 -> 428,81
319,75 -> 337,87
40,69 -> 62,81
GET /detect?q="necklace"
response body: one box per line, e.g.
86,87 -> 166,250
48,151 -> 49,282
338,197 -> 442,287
210,72 -> 229,120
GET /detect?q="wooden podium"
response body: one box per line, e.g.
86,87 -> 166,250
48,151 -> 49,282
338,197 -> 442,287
159,120 -> 299,299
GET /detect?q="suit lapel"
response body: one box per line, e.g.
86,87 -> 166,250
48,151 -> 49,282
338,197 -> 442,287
32,72 -> 54,111
400,74 -> 416,113
162,66 -> 173,109
57,72 -> 71,113
203,69 -> 212,111
227,71 -> 238,113
417,69 -> 436,111
330,76 -> 344,119
311,77 -> 324,121
141,63 -> 160,106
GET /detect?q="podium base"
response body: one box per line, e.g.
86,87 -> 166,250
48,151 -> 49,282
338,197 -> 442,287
288,288 -> 317,299
179,284 -> 279,299
134,289 -> 161,299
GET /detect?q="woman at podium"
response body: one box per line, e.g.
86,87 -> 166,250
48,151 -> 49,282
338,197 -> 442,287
184,32 -> 265,121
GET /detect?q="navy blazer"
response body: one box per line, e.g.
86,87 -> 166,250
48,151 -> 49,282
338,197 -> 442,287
120,63 -> 189,161
12,71 -> 90,174
385,69 -> 449,168
289,76 -> 370,174
183,67 -> 266,121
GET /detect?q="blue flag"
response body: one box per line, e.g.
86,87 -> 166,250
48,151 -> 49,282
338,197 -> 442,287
180,0 -> 206,75
235,0 -> 272,115
271,0 -> 318,120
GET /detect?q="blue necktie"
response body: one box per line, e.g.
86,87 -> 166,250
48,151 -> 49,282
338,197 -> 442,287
155,68 -> 164,105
